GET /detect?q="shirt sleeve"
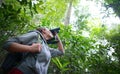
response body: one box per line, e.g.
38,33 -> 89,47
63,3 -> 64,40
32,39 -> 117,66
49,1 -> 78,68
48,47 -> 64,58
3,32 -> 38,50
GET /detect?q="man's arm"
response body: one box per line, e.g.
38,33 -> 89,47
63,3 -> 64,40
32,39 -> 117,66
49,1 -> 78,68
56,34 -> 65,53
3,32 -> 42,53
49,34 -> 64,57
7,42 -> 42,53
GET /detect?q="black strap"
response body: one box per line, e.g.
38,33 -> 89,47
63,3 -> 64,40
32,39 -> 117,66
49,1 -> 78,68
34,30 -> 59,44
34,30 -> 47,44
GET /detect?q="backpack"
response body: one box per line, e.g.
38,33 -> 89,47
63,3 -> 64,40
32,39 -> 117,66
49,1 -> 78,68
1,53 -> 23,73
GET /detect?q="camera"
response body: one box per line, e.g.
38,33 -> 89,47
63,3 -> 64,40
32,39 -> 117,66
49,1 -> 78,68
47,27 -> 60,44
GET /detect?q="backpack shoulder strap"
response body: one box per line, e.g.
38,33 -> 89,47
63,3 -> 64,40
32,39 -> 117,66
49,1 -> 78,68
34,30 -> 47,44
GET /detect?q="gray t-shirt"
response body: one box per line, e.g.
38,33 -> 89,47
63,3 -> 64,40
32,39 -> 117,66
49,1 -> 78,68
3,31 -> 64,74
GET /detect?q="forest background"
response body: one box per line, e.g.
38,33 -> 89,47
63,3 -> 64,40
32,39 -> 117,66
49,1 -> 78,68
0,0 -> 120,74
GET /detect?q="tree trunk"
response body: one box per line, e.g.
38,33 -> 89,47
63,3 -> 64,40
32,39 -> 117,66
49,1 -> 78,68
64,0 -> 73,25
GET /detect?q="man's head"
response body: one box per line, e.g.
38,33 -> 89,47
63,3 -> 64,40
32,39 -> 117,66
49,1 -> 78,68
37,28 -> 53,40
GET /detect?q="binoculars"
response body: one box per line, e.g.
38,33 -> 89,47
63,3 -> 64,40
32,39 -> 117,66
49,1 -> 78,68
50,27 -> 60,35
47,27 -> 60,44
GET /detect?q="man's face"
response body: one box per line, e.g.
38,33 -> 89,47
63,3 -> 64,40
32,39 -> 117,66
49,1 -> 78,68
41,28 -> 53,40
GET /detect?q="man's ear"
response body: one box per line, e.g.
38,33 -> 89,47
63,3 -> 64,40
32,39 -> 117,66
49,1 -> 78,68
42,29 -> 45,33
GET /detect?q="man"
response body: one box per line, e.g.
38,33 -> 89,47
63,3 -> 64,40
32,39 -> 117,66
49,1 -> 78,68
2,27 -> 65,74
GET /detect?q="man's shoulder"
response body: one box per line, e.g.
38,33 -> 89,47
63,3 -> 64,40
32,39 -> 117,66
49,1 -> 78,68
25,30 -> 39,36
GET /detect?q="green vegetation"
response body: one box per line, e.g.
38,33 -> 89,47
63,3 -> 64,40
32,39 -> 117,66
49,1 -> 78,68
0,0 -> 120,74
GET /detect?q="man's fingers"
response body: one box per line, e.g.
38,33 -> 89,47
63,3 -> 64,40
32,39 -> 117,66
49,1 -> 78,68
31,43 -> 42,52
38,44 -> 42,52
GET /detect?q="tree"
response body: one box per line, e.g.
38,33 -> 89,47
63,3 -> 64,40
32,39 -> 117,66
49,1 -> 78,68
64,0 -> 73,25
104,0 -> 120,18
64,0 -> 79,25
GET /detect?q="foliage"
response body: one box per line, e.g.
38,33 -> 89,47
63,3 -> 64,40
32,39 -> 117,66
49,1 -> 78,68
0,0 -> 120,74
51,57 -> 70,74
104,0 -> 120,17
0,0 -> 44,65
105,25 -> 120,65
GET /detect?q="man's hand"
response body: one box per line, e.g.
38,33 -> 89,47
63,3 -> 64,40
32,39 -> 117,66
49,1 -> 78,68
30,43 -> 42,53
54,32 -> 65,53
54,32 -> 60,41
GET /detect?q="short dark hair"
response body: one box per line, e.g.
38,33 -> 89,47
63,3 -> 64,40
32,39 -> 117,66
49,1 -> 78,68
36,27 -> 45,32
